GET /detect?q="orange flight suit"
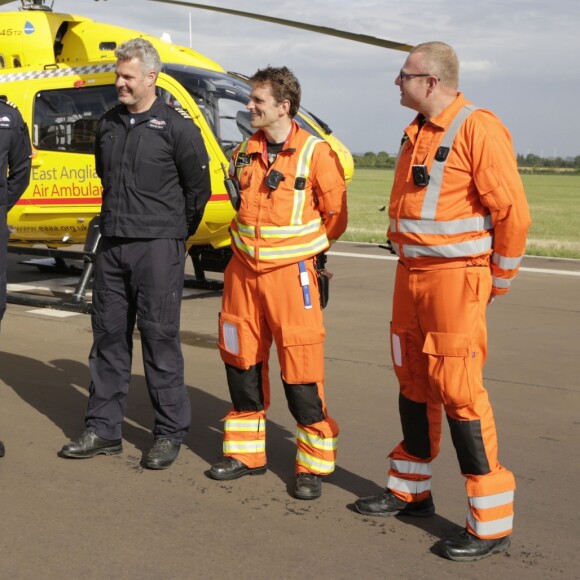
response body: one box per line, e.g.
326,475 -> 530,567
218,121 -> 347,475
386,93 -> 531,539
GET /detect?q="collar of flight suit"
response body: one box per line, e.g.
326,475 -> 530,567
118,95 -> 165,124
244,119 -> 301,164
405,92 -> 473,145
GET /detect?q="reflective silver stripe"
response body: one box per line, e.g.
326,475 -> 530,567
260,218 -> 322,238
259,233 -> 328,260
296,450 -> 334,473
391,241 -> 401,256
492,276 -> 512,289
291,136 -> 321,225
467,512 -> 513,537
0,64 -> 116,82
402,236 -> 493,259
387,475 -> 431,495
492,252 -> 524,270
231,229 -> 255,257
297,427 -> 338,451
395,137 -> 407,168
393,214 -> 492,235
391,458 -> 432,477
223,440 -> 266,453
421,104 -> 478,220
469,490 -> 514,510
234,215 -> 255,236
224,419 -> 266,432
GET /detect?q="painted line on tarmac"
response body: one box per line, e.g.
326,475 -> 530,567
328,251 -> 580,277
8,278 -> 214,318
26,308 -> 79,318
7,277 -> 81,292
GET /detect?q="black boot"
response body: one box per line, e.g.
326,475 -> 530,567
145,438 -> 181,470
354,489 -> 435,517
440,529 -> 511,561
208,457 -> 267,480
0,440 -> 5,458
59,430 -> 122,459
293,473 -> 322,500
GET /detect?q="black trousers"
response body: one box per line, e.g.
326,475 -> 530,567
85,237 -> 190,440
0,205 -> 8,322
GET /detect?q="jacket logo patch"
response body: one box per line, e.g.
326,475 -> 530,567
146,119 -> 167,131
235,153 -> 251,167
0,115 -> 12,129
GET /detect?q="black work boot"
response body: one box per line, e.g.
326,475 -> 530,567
0,440 -> 5,458
354,489 -> 435,517
59,430 -> 122,459
208,457 -> 267,480
293,473 -> 322,500
145,438 -> 181,470
440,529 -> 511,561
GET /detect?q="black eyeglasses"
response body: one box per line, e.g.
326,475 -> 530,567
399,70 -> 436,82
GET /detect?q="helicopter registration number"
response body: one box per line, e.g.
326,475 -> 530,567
0,29 -> 23,36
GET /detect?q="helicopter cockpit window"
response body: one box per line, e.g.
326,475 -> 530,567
33,86 -> 118,153
162,65 -> 321,160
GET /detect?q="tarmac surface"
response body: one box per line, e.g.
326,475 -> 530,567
1,241 -> 579,579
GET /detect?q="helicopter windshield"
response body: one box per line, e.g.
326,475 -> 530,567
161,64 -> 329,158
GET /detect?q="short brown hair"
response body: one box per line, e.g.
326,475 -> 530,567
249,66 -> 301,117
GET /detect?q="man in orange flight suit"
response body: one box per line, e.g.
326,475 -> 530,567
208,66 -> 348,500
354,42 -> 531,561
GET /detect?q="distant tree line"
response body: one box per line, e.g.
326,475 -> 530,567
516,154 -> 580,171
353,152 -> 580,173
352,152 -> 396,169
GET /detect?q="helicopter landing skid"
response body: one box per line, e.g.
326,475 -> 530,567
183,276 -> 224,291
6,292 -> 93,314
17,256 -> 84,275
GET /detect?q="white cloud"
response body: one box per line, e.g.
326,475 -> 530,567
461,60 -> 494,73
1,0 -> 579,156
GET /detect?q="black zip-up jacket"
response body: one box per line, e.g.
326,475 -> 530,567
95,96 -> 211,239
0,99 -> 32,211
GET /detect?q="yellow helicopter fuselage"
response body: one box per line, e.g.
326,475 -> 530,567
0,7 -> 354,252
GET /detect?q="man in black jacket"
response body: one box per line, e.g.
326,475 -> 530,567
0,97 -> 32,458
60,38 -> 211,469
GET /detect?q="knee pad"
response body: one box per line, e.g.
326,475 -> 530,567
282,380 -> 325,425
226,362 -> 264,412
399,394 -> 431,459
447,415 -> 491,475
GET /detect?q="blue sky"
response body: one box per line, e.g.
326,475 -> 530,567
3,0 -> 579,157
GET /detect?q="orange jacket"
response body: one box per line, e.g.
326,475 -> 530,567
388,93 -> 531,295
229,121 -> 347,272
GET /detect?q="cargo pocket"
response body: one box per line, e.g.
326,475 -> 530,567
422,332 -> 473,406
154,385 -> 187,407
137,287 -> 180,340
475,165 -> 512,220
280,326 -> 325,384
92,287 -> 128,334
218,312 -> 249,369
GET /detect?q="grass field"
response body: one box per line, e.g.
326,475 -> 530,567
343,169 -> 580,259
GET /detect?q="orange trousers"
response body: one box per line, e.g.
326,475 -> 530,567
388,261 -> 515,539
217,256 -> 338,475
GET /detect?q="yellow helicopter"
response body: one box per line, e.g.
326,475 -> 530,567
0,0 -> 412,311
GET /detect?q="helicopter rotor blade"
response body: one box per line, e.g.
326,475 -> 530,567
148,0 -> 414,52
